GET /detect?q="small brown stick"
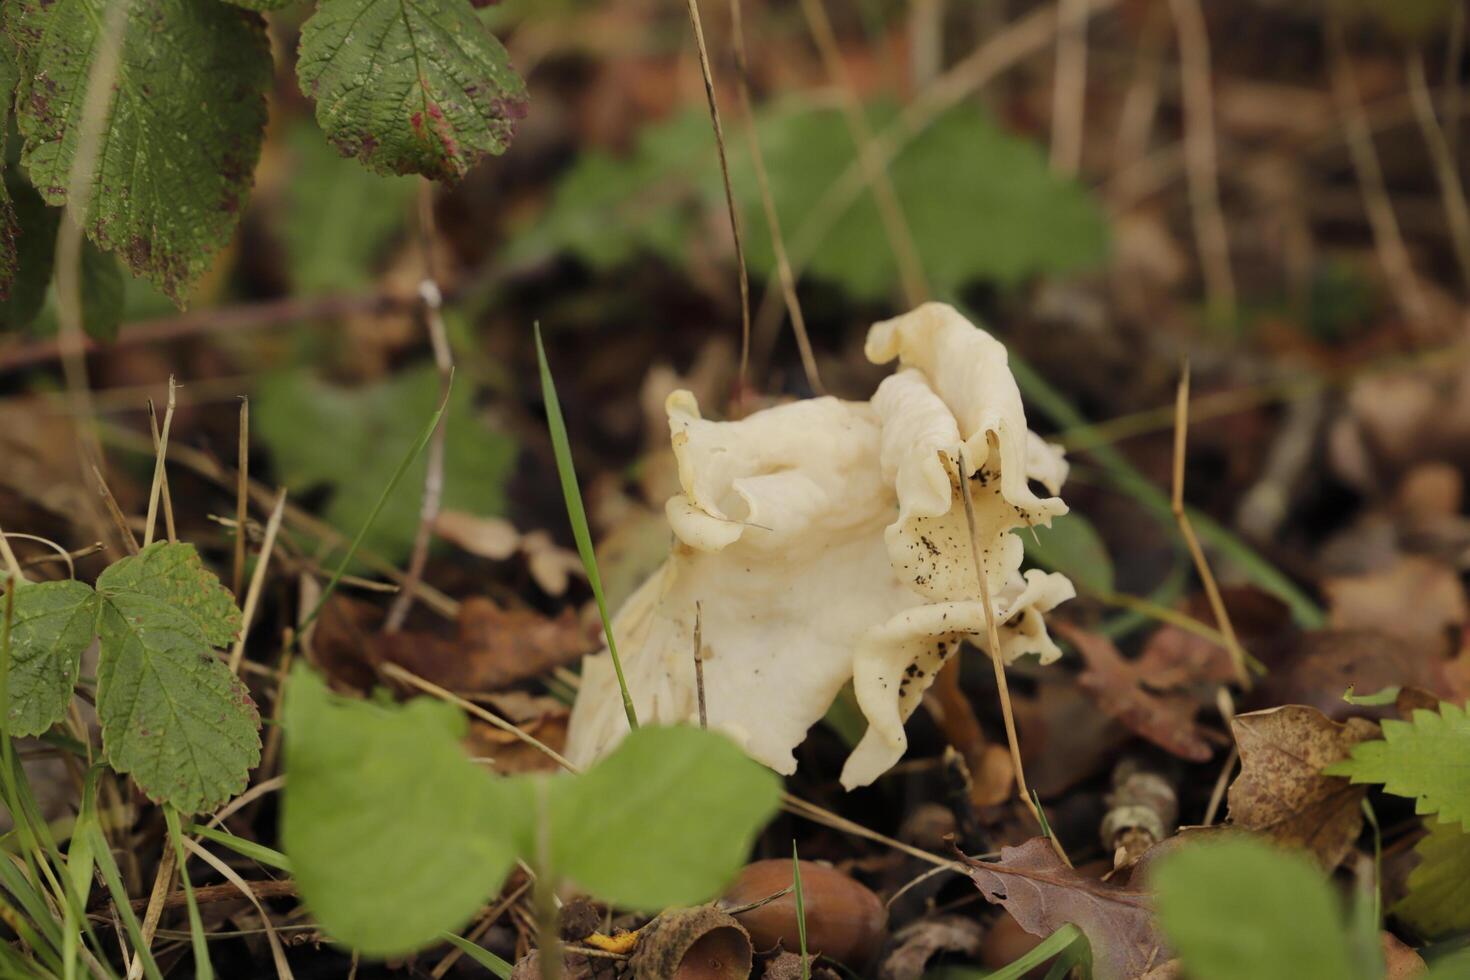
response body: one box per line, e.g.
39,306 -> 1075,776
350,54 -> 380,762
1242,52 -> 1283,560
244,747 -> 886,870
1407,47 -> 1470,296
1049,0 -> 1090,176
693,601 -> 707,729
681,0 -> 753,388
91,466 -> 139,556
143,377 -> 177,549
780,793 -> 963,870
1326,14 -> 1430,327
799,0 -> 929,308
229,490 -> 287,675
181,838 -> 295,980
1171,364 -> 1251,688
956,448 -> 1070,867
130,845 -> 176,978
234,397 -> 250,598
386,181 -> 456,633
1166,0 -> 1235,321
729,0 -> 823,395
123,878 -> 297,915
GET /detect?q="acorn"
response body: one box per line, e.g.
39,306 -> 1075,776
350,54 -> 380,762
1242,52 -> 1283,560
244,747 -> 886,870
720,859 -> 887,967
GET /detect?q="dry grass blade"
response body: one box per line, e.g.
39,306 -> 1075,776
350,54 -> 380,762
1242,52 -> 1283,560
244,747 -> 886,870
181,838 -> 294,980
229,490 -> 287,675
1406,47 -> 1470,296
1050,0 -> 1089,176
955,448 -> 1070,867
681,0 -> 752,387
234,398 -> 249,598
1170,364 -> 1251,689
147,398 -> 178,545
143,377 -> 177,550
129,846 -> 175,980
91,465 -> 139,556
0,522 -> 26,585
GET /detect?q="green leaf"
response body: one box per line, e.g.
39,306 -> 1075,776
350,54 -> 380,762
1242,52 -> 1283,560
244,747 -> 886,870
282,121 -> 418,293
440,933 -> 513,978
5,580 -> 97,738
222,0 -> 299,9
0,41 -> 17,301
548,725 -> 782,909
97,543 -> 242,649
1426,949 -> 1470,980
95,542 -> 258,813
1395,818 -> 1470,938
517,100 -> 1107,299
1325,701 -> 1470,831
1023,511 -> 1113,594
254,366 -> 516,565
1154,836 -> 1359,980
0,177 -> 58,331
296,0 -> 528,181
282,665 -> 526,957
78,240 -> 123,342
4,0 -> 272,303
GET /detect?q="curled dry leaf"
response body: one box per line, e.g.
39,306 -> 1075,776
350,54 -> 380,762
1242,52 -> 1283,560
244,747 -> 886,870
877,916 -> 984,980
567,304 -> 1074,788
959,837 -> 1167,980
1052,622 -> 1215,762
1226,706 -> 1378,869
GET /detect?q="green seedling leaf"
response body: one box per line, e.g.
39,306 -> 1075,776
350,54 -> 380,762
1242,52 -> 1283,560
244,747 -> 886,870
535,323 -> 637,730
1395,818 -> 1470,938
4,0 -> 272,304
296,0 -> 528,180
282,121 -> 418,294
1342,684 -> 1400,707
5,580 -> 96,738
1325,700 -> 1470,831
548,725 -> 782,909
95,542 -> 259,813
518,100 -> 1107,299
282,665 -> 527,958
1024,511 -> 1113,595
1154,836 -> 1358,980
255,365 -> 515,566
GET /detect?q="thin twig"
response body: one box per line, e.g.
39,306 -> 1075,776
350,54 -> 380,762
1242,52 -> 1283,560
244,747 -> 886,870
142,377 -> 176,549
229,490 -> 287,675
1050,0 -> 1089,176
681,0 -> 753,388
1325,14 -> 1430,327
1167,0 -> 1235,321
1202,746 -> 1237,827
1171,364 -> 1250,688
1407,46 -> 1470,296
123,879 -> 297,914
798,0 -> 929,307
234,398 -> 250,598
91,466 -> 139,556
729,0 -> 823,395
386,181 -> 455,633
693,601 -> 707,729
956,448 -> 1070,867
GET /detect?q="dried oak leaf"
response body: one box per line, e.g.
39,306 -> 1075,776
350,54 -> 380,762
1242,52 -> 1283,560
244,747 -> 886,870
1226,706 -> 1379,869
959,837 -> 1167,980
1053,622 -> 1214,762
1133,587 -> 1292,691
376,597 -> 593,692
877,916 -> 984,980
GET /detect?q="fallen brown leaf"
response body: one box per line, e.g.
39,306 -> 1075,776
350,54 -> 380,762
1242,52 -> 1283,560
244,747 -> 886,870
877,917 -> 984,980
959,837 -> 1167,980
1249,630 -> 1453,722
1133,587 -> 1292,691
1054,622 -> 1215,762
1226,705 -> 1378,869
1323,555 -> 1466,653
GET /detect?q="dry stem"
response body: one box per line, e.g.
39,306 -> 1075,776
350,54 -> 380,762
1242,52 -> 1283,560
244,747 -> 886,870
1050,0 -> 1090,176
1406,47 -> 1470,296
142,377 -> 177,549
234,398 -> 250,598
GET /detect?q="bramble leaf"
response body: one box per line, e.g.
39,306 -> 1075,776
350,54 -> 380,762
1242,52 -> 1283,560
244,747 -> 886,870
5,580 -> 97,738
78,241 -> 123,342
282,665 -> 527,957
1154,836 -> 1359,980
4,0 -> 272,304
1325,700 -> 1470,832
1395,818 -> 1470,938
296,0 -> 528,181
0,41 -> 17,301
0,178 -> 58,332
548,725 -> 783,910
95,542 -> 258,813
254,366 -> 517,565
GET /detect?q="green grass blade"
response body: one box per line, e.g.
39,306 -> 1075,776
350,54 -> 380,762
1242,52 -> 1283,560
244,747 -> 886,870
534,323 -> 638,731
792,842 -> 809,980
440,932 -> 514,978
90,821 -> 163,980
190,824 -> 291,873
985,924 -> 1082,980
1001,339 -> 1323,627
297,369 -> 456,633
164,808 -> 212,980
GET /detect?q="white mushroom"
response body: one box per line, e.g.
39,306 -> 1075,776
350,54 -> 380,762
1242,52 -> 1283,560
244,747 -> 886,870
565,303 -> 1075,789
